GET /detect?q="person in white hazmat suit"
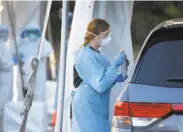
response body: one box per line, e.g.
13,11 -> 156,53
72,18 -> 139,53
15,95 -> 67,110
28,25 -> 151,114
0,24 -> 14,131
18,23 -> 53,101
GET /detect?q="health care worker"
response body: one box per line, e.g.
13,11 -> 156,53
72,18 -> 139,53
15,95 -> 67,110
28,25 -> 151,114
0,24 -> 14,131
72,18 -> 128,132
19,23 -> 53,101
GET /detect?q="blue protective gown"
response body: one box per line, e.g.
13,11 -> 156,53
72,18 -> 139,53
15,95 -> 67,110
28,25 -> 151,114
72,45 -> 118,132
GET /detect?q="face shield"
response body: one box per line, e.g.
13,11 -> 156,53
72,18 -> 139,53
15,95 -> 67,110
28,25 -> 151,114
21,29 -> 41,41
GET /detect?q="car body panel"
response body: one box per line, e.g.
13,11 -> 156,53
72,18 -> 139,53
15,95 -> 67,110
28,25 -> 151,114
128,83 -> 183,103
112,18 -> 183,132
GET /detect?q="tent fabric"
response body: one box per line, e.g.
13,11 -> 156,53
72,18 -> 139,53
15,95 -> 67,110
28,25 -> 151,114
2,1 -> 43,36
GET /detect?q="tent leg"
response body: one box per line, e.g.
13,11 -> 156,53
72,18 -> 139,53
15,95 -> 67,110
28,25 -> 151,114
54,1 -> 69,132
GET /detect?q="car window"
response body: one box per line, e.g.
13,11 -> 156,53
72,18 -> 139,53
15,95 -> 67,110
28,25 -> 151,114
135,40 -> 183,88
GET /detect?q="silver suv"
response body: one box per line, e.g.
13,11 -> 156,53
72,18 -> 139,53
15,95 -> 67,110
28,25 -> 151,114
112,18 -> 183,132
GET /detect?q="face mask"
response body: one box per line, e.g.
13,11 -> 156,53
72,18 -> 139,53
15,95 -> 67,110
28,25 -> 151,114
27,33 -> 40,41
100,34 -> 111,47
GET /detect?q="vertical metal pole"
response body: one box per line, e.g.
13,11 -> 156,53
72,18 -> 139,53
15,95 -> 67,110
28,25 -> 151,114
54,1 -> 69,132
48,18 -> 56,80
98,1 -> 107,19
0,0 -> 3,24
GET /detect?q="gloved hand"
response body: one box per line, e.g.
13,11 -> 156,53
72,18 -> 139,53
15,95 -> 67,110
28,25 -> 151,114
115,74 -> 128,82
13,54 -> 24,65
112,51 -> 125,69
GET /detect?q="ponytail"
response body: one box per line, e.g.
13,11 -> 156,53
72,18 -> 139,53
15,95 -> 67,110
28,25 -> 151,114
81,32 -> 95,47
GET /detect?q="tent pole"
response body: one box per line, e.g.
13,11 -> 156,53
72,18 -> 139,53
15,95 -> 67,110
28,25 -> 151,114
98,1 -> 107,19
54,1 -> 69,132
0,0 -> 3,24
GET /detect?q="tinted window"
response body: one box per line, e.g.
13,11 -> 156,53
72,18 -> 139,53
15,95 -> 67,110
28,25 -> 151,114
135,40 -> 183,87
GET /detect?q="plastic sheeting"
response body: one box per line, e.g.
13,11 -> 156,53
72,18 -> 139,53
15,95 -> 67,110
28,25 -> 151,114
4,61 -> 49,132
2,1 -> 43,36
62,1 -> 134,132
4,102 -> 48,132
2,1 -> 44,99
2,2 -> 49,132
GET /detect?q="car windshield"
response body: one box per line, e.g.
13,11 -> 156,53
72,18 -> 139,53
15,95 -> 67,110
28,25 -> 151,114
135,40 -> 183,88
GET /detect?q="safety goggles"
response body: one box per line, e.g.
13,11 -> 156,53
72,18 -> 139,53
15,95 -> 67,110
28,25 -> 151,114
87,31 -> 112,38
21,29 -> 41,39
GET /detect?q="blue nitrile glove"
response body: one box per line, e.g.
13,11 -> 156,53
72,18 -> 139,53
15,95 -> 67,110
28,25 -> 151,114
115,74 -> 128,82
112,52 -> 125,69
13,54 -> 24,64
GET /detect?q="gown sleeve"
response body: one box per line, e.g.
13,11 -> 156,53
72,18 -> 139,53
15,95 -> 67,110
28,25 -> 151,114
82,57 -> 118,94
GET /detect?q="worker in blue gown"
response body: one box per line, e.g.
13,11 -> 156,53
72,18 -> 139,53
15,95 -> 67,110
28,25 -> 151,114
72,18 -> 128,132
0,24 -> 14,132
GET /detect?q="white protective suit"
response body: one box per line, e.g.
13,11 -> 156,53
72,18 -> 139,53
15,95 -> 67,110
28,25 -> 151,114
19,24 -> 53,101
0,24 -> 14,131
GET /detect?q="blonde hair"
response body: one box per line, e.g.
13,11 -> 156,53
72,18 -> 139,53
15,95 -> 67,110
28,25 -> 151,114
82,18 -> 109,47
